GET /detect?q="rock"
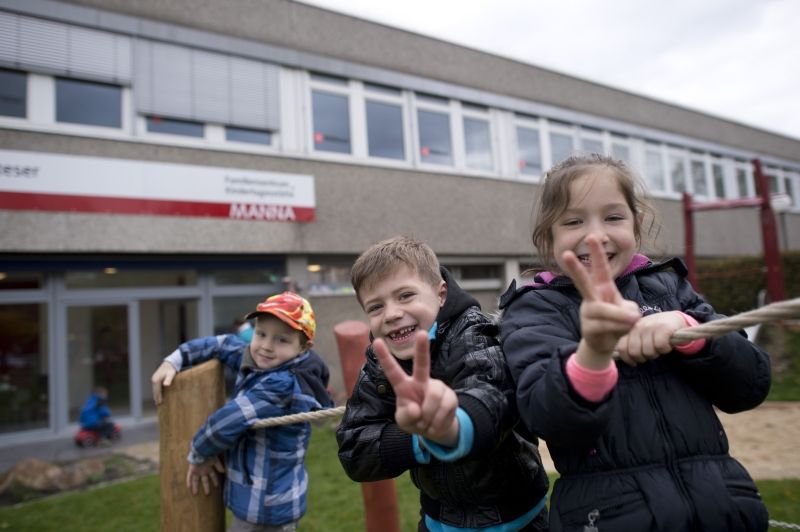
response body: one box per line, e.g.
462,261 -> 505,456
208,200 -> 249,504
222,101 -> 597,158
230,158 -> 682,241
59,459 -> 105,490
0,457 -> 107,495
0,458 -> 64,493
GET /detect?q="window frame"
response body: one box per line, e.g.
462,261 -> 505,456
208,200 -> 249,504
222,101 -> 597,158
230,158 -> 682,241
459,102 -> 496,174
513,114 -> 544,181
545,120 -> 576,169
307,73 -> 354,159
363,82 -> 409,163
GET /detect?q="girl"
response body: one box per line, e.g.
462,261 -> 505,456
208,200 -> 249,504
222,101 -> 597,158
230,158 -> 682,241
499,154 -> 771,532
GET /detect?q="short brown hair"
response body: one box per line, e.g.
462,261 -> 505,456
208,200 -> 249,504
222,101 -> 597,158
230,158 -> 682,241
351,236 -> 442,304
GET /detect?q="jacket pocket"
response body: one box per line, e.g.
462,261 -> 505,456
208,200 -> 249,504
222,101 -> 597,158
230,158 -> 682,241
558,491 -> 653,532
725,479 -> 768,531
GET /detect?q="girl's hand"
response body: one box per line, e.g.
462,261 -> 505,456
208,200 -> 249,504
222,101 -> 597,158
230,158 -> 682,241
373,331 -> 459,447
151,361 -> 178,405
185,456 -> 225,496
615,311 -> 686,366
561,235 -> 641,368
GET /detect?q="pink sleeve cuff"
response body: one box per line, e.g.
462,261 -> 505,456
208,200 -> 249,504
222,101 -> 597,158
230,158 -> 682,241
566,354 -> 618,403
674,312 -> 706,355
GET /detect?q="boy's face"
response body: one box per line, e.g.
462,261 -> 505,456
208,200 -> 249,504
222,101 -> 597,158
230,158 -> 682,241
360,265 -> 446,361
250,315 -> 308,370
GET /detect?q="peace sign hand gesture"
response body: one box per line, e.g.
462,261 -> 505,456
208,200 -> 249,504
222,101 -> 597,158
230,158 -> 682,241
373,331 -> 460,447
561,235 -> 641,369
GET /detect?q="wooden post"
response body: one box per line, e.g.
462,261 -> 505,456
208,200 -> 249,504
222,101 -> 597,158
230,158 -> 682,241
159,359 -> 226,532
334,321 -> 402,532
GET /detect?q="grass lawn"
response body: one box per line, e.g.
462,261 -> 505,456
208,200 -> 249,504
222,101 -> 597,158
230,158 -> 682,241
764,323 -> 800,401
0,424 -> 797,531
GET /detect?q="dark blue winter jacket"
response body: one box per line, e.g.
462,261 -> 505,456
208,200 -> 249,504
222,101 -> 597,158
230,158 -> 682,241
499,257 -> 770,532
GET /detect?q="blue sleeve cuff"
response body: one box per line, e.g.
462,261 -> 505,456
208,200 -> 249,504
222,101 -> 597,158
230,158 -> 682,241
412,434 -> 430,464
419,408 -> 474,462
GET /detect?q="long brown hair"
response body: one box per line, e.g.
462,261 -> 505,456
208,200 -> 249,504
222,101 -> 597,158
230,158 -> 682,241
530,154 -> 660,272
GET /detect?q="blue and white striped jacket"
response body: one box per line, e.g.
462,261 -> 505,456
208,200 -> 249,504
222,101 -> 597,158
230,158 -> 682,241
166,334 -> 324,526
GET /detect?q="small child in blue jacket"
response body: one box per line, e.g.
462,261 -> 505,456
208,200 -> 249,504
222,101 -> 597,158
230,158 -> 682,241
151,292 -> 333,532
79,386 -> 116,440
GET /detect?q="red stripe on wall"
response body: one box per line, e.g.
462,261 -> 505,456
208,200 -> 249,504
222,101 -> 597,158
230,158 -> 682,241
0,192 -> 315,222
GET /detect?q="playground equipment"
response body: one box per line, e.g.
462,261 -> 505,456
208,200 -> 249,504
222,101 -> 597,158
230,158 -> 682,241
334,320 -> 401,532
682,158 -> 787,303
158,359 -> 226,532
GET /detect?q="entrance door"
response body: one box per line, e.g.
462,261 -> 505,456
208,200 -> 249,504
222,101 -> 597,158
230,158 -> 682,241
67,305 -> 130,423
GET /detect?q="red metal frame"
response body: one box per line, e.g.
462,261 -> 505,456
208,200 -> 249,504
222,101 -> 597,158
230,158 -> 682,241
682,158 -> 785,302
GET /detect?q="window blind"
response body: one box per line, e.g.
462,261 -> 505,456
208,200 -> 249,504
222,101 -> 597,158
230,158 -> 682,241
135,40 -> 280,130
0,12 -> 131,84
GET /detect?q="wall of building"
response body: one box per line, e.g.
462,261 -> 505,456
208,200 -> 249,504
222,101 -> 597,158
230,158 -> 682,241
56,0 -> 800,162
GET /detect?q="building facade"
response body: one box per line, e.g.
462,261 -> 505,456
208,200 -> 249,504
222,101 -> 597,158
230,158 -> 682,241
1,0 -> 799,443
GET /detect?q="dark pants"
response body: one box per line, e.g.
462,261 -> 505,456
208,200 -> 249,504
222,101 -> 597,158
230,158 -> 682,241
86,420 -> 116,439
418,507 -> 549,531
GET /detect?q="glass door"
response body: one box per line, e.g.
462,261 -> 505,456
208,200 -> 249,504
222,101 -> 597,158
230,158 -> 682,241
138,298 -> 199,417
67,305 -> 130,422
0,303 -> 49,434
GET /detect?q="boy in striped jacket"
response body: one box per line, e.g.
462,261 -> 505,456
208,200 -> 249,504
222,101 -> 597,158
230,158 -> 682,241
151,292 -> 332,532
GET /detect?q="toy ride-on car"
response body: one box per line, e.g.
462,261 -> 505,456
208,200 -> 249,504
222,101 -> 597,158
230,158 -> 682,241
74,424 -> 121,448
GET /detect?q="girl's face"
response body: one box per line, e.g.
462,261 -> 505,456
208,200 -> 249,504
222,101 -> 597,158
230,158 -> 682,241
552,170 -> 638,280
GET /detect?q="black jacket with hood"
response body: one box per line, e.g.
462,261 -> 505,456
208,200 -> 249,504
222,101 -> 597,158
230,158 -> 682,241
499,257 -> 770,532
337,268 -> 549,529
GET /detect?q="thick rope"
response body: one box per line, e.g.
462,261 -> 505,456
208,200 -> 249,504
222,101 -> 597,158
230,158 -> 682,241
252,297 -> 800,428
670,297 -> 800,344
251,406 -> 345,428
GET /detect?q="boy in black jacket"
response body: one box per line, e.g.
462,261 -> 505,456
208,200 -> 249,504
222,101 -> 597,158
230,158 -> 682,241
336,236 -> 549,531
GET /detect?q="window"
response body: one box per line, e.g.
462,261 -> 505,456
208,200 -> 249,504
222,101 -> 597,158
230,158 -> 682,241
668,152 -> 687,193
0,272 -> 42,290
213,269 -> 283,286
146,115 -> 204,137
66,269 -> 198,289
55,78 -> 121,128
765,169 -> 779,194
463,117 -> 493,171
516,126 -> 542,176
645,145 -> 666,192
712,161 -> 726,199
735,164 -> 753,198
0,303 -> 49,433
306,257 -> 357,295
611,136 -> 631,163
784,175 -> 796,206
366,100 -> 405,160
690,158 -> 708,196
549,130 -> 574,166
226,126 -> 272,145
579,129 -> 603,155
417,108 -> 453,165
442,263 -> 502,290
135,40 -> 278,133
312,90 -> 351,154
0,69 -> 26,118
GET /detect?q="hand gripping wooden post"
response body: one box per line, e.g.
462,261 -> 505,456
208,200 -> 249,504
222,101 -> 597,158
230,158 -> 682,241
334,321 -> 402,532
159,359 -> 226,532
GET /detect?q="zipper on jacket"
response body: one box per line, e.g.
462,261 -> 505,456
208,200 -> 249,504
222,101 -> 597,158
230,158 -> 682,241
642,371 -> 698,529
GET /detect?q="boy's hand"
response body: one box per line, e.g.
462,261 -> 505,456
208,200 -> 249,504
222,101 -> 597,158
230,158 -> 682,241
373,331 -> 459,447
186,456 -> 226,496
561,235 -> 640,368
151,361 -> 178,406
615,311 -> 686,366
